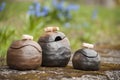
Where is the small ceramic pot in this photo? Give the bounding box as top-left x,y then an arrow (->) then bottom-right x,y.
7,35 -> 42,70
38,27 -> 71,67
72,43 -> 101,71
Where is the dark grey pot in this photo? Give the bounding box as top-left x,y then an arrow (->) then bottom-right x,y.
38,32 -> 71,67
72,48 -> 101,71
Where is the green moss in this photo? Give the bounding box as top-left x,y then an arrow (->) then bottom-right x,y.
101,63 -> 120,71
0,63 -> 120,80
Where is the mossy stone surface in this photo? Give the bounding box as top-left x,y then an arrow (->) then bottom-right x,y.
0,45 -> 120,80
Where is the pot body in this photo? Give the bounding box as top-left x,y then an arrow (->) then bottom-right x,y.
38,32 -> 71,67
72,48 -> 100,70
7,40 -> 42,70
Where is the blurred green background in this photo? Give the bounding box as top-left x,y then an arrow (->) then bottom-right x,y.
0,0 -> 120,57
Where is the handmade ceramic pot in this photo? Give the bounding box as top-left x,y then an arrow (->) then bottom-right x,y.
38,27 -> 71,67
7,35 -> 42,70
72,43 -> 101,71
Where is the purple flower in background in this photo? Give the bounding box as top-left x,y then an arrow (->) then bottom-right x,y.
27,1 -> 49,17
52,0 -> 79,11
34,2 -> 41,11
66,4 -> 80,11
52,0 -> 57,7
42,6 -> 49,15
52,0 -> 65,11
35,6 -> 49,17
65,4 -> 79,19
0,2 -> 6,12
35,11 -> 41,17
29,5 -> 34,10
64,22 -> 71,28
27,0 -> 79,21
27,5 -> 35,15
52,0 -> 79,20
92,9 -> 98,20
1,2 -> 6,7
56,0 -> 65,11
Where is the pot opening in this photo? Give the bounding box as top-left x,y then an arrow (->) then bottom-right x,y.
55,36 -> 62,41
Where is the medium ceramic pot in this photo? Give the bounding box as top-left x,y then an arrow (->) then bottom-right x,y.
38,27 -> 71,67
72,43 -> 101,71
7,35 -> 42,70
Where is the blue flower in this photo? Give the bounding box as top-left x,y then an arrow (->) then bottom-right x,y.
52,0 -> 79,20
29,5 -> 34,10
35,6 -> 49,17
64,22 -> 71,28
27,1 -> 49,17
42,6 -> 49,14
35,11 -> 41,17
27,5 -> 35,15
56,0 -> 65,11
27,10 -> 35,15
92,9 -> 98,20
52,0 -> 57,7
1,2 -> 6,7
52,0 -> 65,11
34,2 -> 41,11
0,2 -> 6,12
35,10 -> 48,17
66,4 -> 80,11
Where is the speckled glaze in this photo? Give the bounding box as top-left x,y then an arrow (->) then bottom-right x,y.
38,31 -> 71,67
72,48 -> 101,71
7,39 -> 42,70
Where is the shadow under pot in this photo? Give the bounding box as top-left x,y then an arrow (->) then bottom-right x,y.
38,32 -> 71,67
72,48 -> 101,71
7,39 -> 42,70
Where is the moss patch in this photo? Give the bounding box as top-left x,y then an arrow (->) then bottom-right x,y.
0,63 -> 120,80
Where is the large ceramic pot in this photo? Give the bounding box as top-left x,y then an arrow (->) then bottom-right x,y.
38,27 -> 71,67
7,35 -> 42,70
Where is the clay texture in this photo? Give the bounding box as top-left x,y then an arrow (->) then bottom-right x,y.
7,40 -> 42,70
72,48 -> 101,70
38,32 -> 71,67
